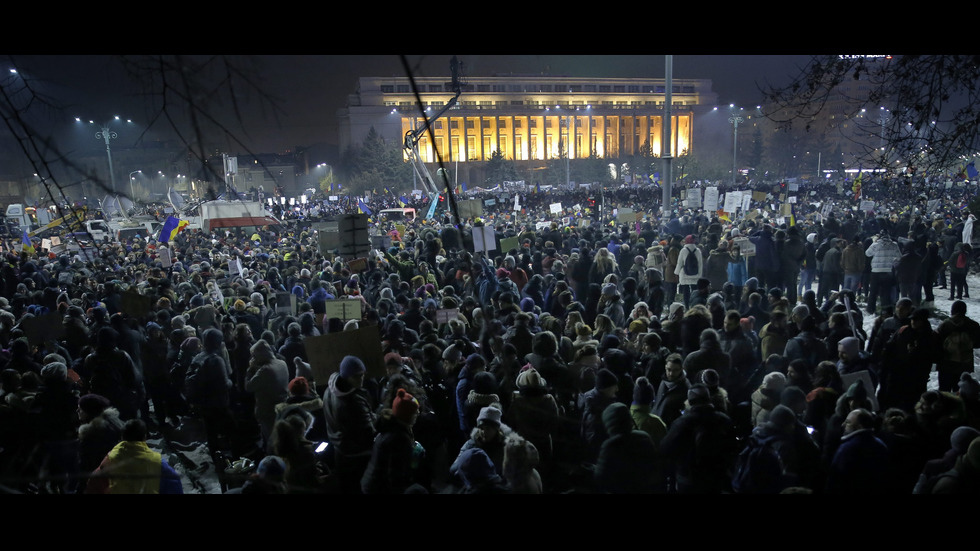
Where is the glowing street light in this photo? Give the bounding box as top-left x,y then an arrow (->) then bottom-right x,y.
129,170 -> 142,201
728,104 -> 745,186
77,115 -> 133,195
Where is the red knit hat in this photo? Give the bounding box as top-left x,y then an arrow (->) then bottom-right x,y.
288,376 -> 310,396
391,388 -> 420,424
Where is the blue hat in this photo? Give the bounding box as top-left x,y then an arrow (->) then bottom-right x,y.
457,448 -> 498,487
339,355 -> 366,378
257,455 -> 287,481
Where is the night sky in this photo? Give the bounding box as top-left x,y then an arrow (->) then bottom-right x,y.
3,54 -> 813,157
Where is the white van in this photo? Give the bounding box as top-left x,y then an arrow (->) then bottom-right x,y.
379,208 -> 416,222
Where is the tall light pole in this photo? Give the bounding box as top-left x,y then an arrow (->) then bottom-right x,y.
78,116 -> 132,195
728,105 -> 745,186
129,170 -> 141,202
662,54 -> 673,224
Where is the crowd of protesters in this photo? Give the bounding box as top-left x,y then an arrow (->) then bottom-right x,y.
1,173 -> 980,494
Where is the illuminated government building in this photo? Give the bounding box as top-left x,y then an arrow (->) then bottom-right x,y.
338,74 -> 718,184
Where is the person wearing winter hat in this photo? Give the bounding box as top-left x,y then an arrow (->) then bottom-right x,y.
246,339 -> 290,452
464,371 -> 501,434
659,382 -> 738,494
631,376 -> 668,446
225,454 -> 288,494
455,353 -> 487,435
77,393 -> 125,476
453,447 -> 509,494
914,425 -> 980,493
580,368 -> 620,461
595,402 -> 664,494
322,354 -> 377,494
361,388 -> 421,494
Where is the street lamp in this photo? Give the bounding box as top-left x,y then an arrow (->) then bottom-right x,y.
728,104 -> 745,186
129,170 -> 142,202
77,116 -> 133,195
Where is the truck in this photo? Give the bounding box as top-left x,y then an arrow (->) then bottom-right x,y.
28,206 -> 88,238
5,204 -> 54,235
196,200 -> 281,233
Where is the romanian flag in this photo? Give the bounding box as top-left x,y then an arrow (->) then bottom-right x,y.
158,215 -> 189,243
398,196 -> 408,207
789,204 -> 796,227
535,183 -> 541,193
716,209 -> 730,223
461,182 -> 467,192
357,199 -> 373,215
968,161 -> 979,180
852,173 -> 863,200
21,229 -> 34,254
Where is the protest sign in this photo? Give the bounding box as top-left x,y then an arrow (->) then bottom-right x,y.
733,236 -> 755,256
305,325 -> 385,387
323,298 -> 363,321
703,187 -> 720,212
472,225 -> 496,253
120,289 -> 152,319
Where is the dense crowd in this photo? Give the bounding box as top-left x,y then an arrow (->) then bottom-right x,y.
2,175 -> 980,494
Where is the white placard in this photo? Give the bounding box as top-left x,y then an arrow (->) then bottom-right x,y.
686,188 -> 702,208
549,202 -> 563,214
703,187 -> 719,212
723,192 -> 740,213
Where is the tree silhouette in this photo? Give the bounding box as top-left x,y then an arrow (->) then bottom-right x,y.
761,55 -> 980,175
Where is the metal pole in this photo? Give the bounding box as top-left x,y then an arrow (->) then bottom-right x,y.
97,123 -> 118,194
729,109 -> 744,187
662,55 -> 673,225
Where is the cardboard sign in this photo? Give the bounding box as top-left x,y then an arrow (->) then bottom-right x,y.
305,324 -> 385,387
500,236 -> 520,253
549,202 -> 563,214
752,191 -> 767,202
616,208 -> 635,225
20,312 -> 66,347
733,236 -> 755,256
275,291 -> 297,315
347,257 -> 368,273
120,289 -> 153,319
323,298 -> 363,321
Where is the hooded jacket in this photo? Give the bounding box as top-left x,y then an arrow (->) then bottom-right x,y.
322,371 -> 377,458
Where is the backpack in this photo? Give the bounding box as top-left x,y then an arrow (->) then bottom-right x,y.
731,432 -> 788,494
943,327 -> 975,364
956,252 -> 968,269
683,248 -> 700,276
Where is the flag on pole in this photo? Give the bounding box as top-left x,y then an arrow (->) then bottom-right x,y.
158,215 -> 189,243
357,199 -> 373,215
789,203 -> 796,227
852,173 -> 863,200
21,229 -> 34,254
967,161 -> 978,180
